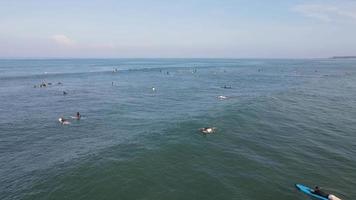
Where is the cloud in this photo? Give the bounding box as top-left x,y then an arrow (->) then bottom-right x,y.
50,34 -> 116,50
51,34 -> 76,46
293,2 -> 356,23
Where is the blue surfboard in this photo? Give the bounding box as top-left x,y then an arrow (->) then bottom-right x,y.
295,184 -> 328,200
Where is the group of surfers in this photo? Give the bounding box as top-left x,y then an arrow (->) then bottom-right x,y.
59,112 -> 81,125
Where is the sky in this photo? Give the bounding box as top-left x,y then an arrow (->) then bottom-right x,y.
0,0 -> 356,58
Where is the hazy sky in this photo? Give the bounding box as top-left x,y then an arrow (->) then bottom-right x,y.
1,0 -> 356,58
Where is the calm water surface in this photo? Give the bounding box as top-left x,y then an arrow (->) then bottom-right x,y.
0,59 -> 355,200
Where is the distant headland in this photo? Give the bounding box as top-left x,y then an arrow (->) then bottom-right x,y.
330,56 -> 356,59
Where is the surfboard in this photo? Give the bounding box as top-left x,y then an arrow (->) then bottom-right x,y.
58,118 -> 71,125
217,95 -> 228,100
70,116 -> 85,119
296,184 -> 329,200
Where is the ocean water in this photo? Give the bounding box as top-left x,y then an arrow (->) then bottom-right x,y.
0,59 -> 355,200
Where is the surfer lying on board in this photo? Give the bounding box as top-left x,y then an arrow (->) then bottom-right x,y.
58,117 -> 70,125
313,186 -> 329,198
199,127 -> 216,134
222,85 -> 232,89
313,186 -> 342,200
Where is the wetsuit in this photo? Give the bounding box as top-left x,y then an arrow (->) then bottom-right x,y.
313,189 -> 329,198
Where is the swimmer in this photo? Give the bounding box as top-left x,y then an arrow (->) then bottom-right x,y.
199,127 -> 216,134
63,91 -> 67,95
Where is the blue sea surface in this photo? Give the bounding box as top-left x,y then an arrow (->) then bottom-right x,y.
0,59 -> 355,200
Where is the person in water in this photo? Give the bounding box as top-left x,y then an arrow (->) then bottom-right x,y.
59,117 -> 68,124
313,186 -> 342,200
199,127 -> 216,134
76,112 -> 81,120
223,85 -> 232,89
313,186 -> 329,198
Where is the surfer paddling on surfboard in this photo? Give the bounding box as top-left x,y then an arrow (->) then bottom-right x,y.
296,184 -> 342,200
199,127 -> 216,134
313,186 -> 342,200
313,186 -> 329,198
58,117 -> 70,125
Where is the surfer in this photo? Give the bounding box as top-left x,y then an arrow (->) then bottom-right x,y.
313,186 -> 329,198
199,127 -> 216,134
76,112 -> 81,120
217,95 -> 228,100
58,117 -> 69,125
313,186 -> 342,200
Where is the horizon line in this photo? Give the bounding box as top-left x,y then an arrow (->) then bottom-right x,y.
0,57 -> 328,60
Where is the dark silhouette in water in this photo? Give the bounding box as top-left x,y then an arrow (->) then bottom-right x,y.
312,186 -> 329,198
222,85 -> 232,89
199,127 -> 216,134
63,91 -> 67,95
76,112 -> 81,120
312,186 -> 342,200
